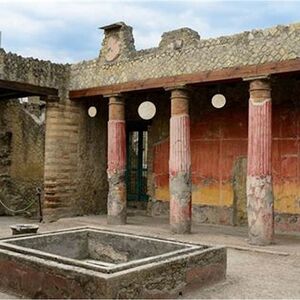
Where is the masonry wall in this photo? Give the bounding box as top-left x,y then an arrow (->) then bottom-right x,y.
43,100 -> 81,221
0,100 -> 44,217
150,76 -> 300,233
77,99 -> 108,215
0,49 -> 67,89
70,23 -> 300,90
43,97 -> 109,221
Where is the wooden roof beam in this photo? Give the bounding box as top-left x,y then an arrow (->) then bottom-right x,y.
0,80 -> 58,97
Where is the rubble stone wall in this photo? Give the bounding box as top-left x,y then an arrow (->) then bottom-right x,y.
0,100 -> 44,217
70,23 -> 300,90
0,49 -> 68,92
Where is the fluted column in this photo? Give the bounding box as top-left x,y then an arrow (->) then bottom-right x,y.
247,78 -> 274,245
106,94 -> 127,225
168,86 -> 192,234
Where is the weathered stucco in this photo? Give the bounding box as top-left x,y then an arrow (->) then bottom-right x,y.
0,100 -> 44,217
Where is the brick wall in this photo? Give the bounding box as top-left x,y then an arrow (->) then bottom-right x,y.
43,100 -> 81,221
43,98 -> 108,221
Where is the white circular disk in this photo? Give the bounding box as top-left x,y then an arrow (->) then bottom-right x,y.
88,106 -> 97,118
212,94 -> 226,109
138,101 -> 156,120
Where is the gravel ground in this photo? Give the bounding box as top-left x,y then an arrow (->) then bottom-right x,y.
185,249 -> 300,299
0,215 -> 299,299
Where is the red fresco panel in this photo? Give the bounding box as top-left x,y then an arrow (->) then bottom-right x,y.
272,139 -> 281,182
191,140 -> 220,181
191,118 -> 221,139
281,156 -> 298,178
278,106 -> 297,138
278,139 -> 298,155
220,140 -> 247,181
154,174 -> 169,188
153,140 -> 169,175
152,105 -> 300,213
220,109 -> 248,139
278,139 -> 299,179
272,107 -> 281,138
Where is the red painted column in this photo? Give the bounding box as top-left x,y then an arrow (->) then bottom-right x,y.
106,94 -> 127,225
247,78 -> 274,245
168,86 -> 192,234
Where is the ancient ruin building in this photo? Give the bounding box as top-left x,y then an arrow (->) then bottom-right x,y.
0,22 -> 300,245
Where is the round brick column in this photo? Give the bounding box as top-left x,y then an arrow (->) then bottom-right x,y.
169,87 -> 192,234
247,78 -> 274,245
106,94 -> 127,225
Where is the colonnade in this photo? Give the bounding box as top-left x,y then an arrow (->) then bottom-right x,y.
105,77 -> 274,246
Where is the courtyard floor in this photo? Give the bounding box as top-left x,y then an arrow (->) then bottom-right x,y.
0,213 -> 299,299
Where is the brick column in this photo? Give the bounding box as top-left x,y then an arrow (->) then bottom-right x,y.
106,94 -> 127,225
44,97 -> 81,221
246,78 -> 274,245
168,86 -> 192,234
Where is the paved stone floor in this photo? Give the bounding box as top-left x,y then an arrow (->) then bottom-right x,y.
0,214 -> 299,299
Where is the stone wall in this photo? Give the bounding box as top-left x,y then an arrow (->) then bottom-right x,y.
0,100 -> 44,217
0,49 -> 71,220
77,99 -> 108,215
70,23 -> 300,90
43,100 -> 81,221
43,98 -> 109,221
0,49 -> 68,91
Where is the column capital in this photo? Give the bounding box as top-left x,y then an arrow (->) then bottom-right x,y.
168,85 -> 190,116
243,74 -> 270,82
108,93 -> 125,121
103,93 -> 123,99
164,84 -> 189,92
248,76 -> 271,104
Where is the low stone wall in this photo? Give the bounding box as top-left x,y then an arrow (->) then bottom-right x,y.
0,228 -> 226,298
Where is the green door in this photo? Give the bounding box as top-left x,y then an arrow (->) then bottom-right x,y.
126,127 -> 148,201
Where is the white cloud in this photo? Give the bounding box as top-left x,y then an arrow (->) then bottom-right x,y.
0,0 -> 299,63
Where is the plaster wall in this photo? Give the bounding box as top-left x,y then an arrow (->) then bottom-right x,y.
151,77 -> 300,232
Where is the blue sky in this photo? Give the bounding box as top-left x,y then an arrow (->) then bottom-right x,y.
0,0 -> 299,63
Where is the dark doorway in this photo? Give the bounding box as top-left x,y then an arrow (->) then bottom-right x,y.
126,123 -> 149,204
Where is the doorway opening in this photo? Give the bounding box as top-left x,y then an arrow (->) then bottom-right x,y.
126,123 -> 149,208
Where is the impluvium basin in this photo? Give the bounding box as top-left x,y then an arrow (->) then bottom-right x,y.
0,227 -> 226,298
